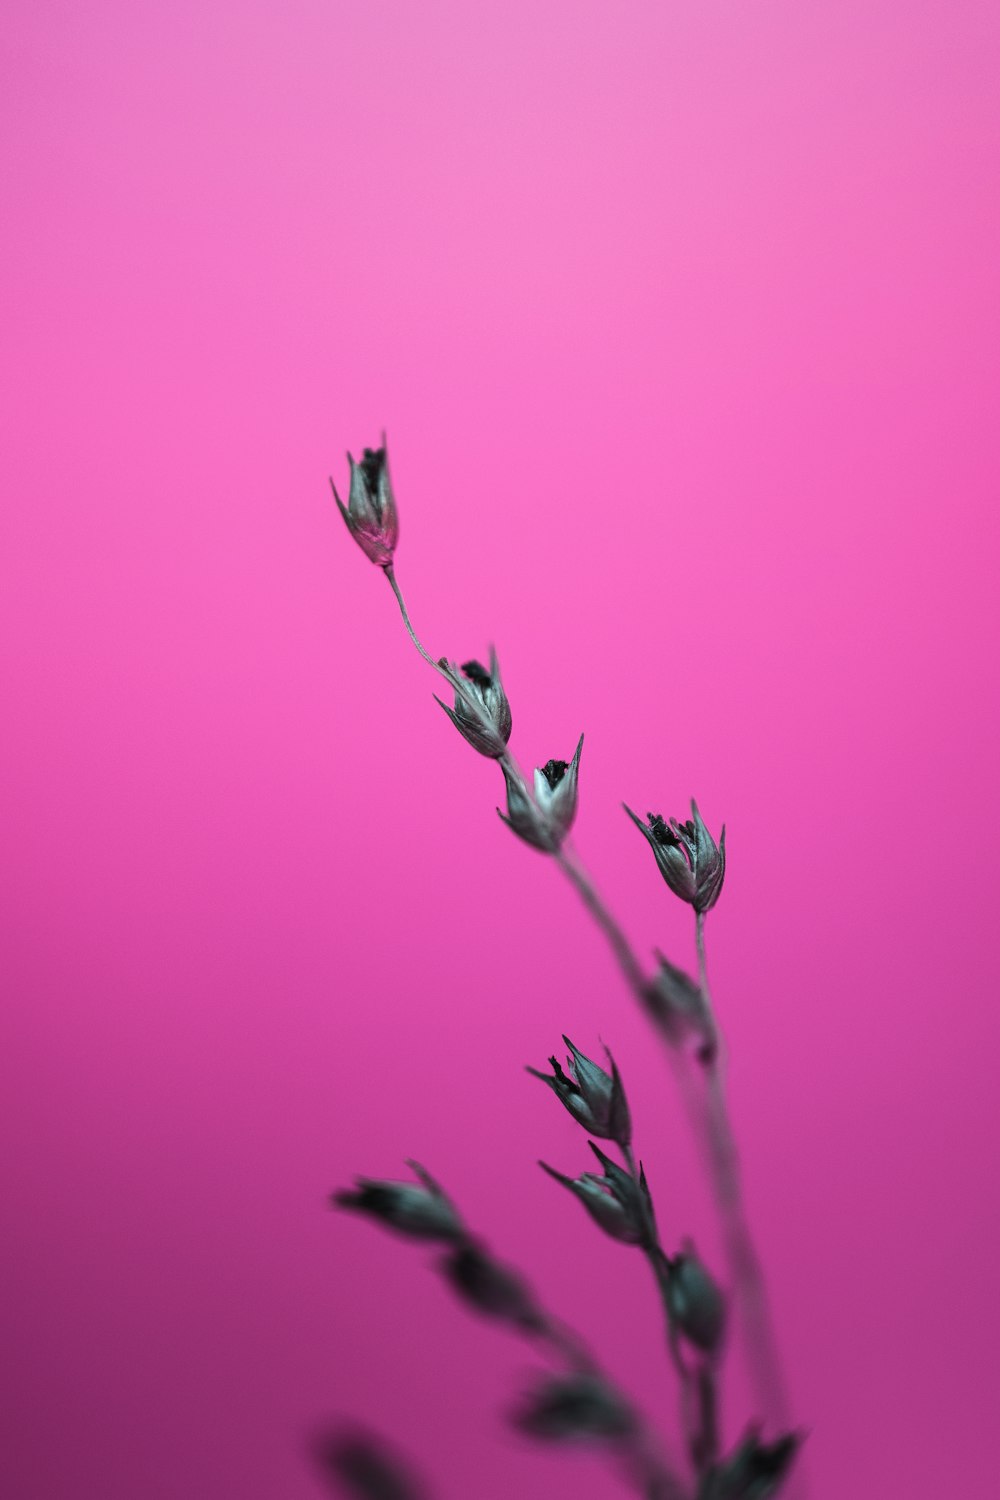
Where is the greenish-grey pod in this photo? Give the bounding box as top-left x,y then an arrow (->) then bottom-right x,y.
434,648 -> 512,758
697,1427 -> 802,1499
532,733 -> 584,843
624,798 -> 726,913
498,735 -> 584,853
666,1245 -> 727,1355
330,440 -> 399,568
540,1141 -> 650,1247
646,952 -> 713,1051
527,1036 -> 631,1146
333,1160 -> 462,1243
512,1371 -> 636,1443
439,1240 -> 543,1330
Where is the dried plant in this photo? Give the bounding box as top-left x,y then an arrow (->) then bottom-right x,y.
326,439 -> 803,1499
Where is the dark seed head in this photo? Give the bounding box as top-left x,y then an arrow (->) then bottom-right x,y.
359,447 -> 384,493
460,659 -> 493,688
541,759 -> 569,790
648,813 -> 679,846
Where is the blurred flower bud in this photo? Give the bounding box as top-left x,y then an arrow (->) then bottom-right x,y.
512,1371 -> 636,1444
624,799 -> 726,913
330,441 -> 399,568
439,1240 -> 543,1331
312,1426 -> 428,1500
498,734 -> 584,853
699,1428 -> 801,1500
333,1160 -> 462,1242
540,1141 -> 651,1246
434,649 -> 512,758
528,1036 -> 631,1146
646,952 -> 714,1057
666,1244 -> 727,1355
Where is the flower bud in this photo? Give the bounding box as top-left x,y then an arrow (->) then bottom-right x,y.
312,1427 -> 428,1500
497,734 -> 584,853
646,952 -> 714,1056
624,799 -> 726,913
512,1372 -> 636,1443
439,1240 -> 543,1331
434,649 -> 512,758
540,1141 -> 651,1247
700,1428 -> 801,1500
665,1244 -> 726,1355
528,1037 -> 631,1146
330,440 -> 399,568
333,1160 -> 462,1242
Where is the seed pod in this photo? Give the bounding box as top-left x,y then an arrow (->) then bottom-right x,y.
331,440 -> 399,568
434,648 -> 512,758
333,1161 -> 462,1243
624,798 -> 726,913
528,1036 -> 631,1146
540,1141 -> 651,1247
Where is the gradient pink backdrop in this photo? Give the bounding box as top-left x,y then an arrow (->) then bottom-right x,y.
2,3 -> 998,1497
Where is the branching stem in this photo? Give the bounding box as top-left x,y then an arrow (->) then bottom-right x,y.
377,561 -> 789,1437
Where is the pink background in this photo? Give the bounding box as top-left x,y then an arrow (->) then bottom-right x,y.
3,2 -> 998,1497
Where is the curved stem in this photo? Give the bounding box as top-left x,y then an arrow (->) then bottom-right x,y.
384,565 -> 441,669
375,553 -> 789,1439
385,566 -> 521,751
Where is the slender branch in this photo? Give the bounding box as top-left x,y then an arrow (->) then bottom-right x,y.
384,564 -> 443,669
385,566 -> 528,752
464,1240 -> 688,1500
554,847 -> 648,1000
689,913 -> 790,1432
374,558 -> 789,1436
694,911 -> 722,1069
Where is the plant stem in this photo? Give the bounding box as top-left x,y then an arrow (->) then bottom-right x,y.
376,560 -> 789,1436
384,566 -> 525,751
554,847 -> 648,999
384,565 -> 442,669
688,912 -> 790,1432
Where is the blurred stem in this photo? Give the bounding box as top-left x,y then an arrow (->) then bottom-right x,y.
694,911 -> 721,1064
554,847 -> 648,998
686,913 -> 789,1433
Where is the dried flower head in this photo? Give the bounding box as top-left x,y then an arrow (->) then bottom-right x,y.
624,798 -> 726,913
498,734 -> 584,853
512,1371 -> 637,1444
312,1426 -> 427,1500
698,1427 -> 802,1500
646,951 -> 715,1057
540,1141 -> 652,1246
528,1036 -> 631,1146
439,1240 -> 543,1331
333,1161 -> 462,1242
665,1243 -> 727,1356
331,441 -> 399,568
434,649 -> 512,758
